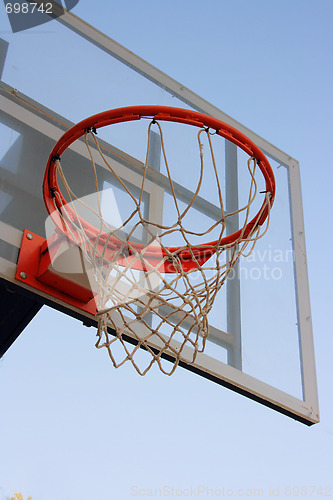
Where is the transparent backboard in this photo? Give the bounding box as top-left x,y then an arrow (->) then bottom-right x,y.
0,1 -> 319,424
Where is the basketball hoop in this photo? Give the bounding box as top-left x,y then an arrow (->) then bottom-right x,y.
43,106 -> 275,375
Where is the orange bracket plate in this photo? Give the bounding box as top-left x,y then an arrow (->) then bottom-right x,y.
16,229 -> 97,316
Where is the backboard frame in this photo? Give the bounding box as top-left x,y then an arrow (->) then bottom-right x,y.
0,1 -> 319,425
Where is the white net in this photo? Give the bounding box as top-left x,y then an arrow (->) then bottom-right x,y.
51,118 -> 272,375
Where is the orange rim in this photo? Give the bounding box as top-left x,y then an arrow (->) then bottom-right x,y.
43,106 -> 275,272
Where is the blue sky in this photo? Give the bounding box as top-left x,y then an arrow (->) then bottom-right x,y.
0,1 -> 332,499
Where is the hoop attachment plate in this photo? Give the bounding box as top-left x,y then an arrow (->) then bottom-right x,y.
16,229 -> 97,315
